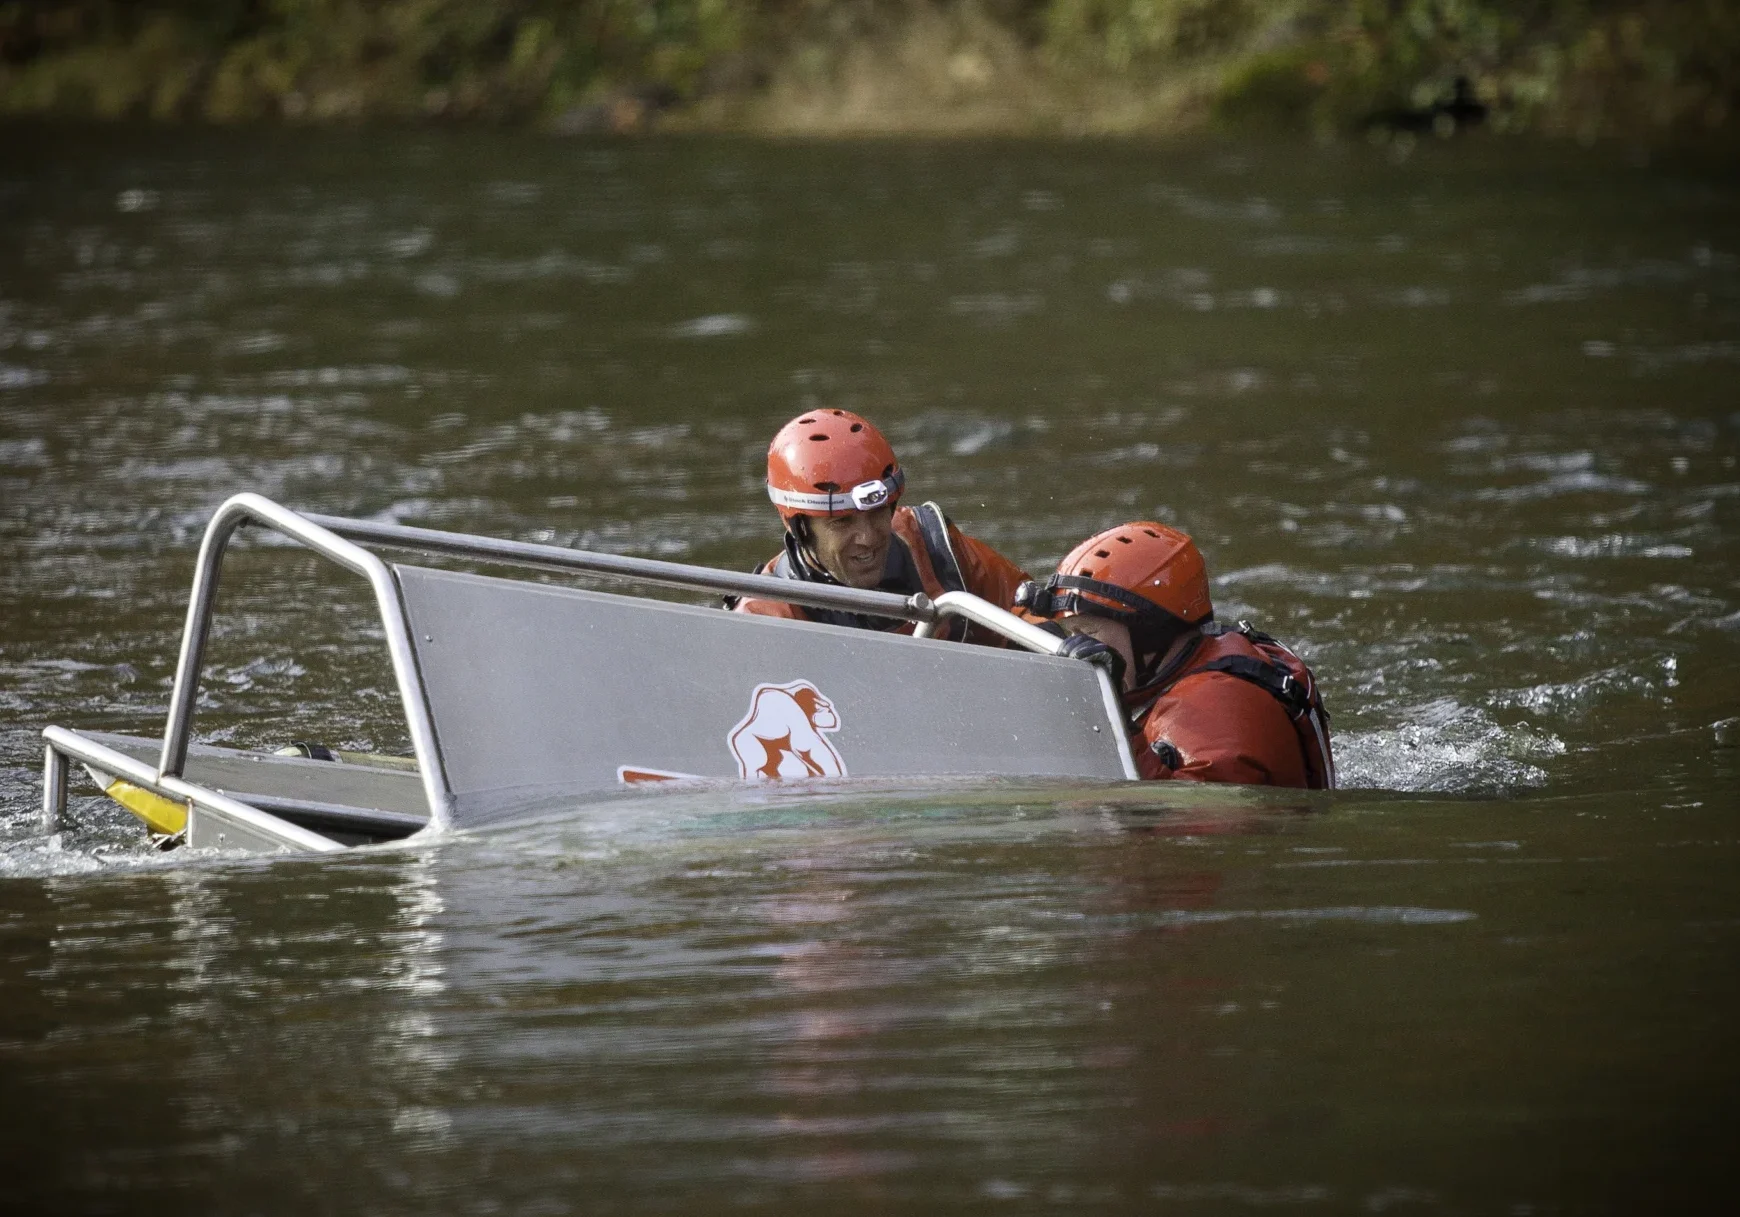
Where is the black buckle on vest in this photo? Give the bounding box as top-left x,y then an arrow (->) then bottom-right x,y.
1235,619 -> 1277,646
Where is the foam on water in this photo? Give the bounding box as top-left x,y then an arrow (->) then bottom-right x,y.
1335,700 -> 1566,794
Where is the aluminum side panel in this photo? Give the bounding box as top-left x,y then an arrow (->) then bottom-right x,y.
394,565 -> 1130,825
187,804 -> 325,853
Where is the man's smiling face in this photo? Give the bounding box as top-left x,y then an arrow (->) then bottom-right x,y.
806,506 -> 895,589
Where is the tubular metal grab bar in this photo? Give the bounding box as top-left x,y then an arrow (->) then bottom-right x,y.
42,744 -> 68,832
303,513 -> 940,623
159,493 -> 452,829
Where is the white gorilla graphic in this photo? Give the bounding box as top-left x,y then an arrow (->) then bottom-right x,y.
728,680 -> 847,780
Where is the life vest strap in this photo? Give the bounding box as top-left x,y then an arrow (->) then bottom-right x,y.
1192,655 -> 1312,712
914,502 -> 966,594
913,502 -> 970,642
1202,619 -> 1277,645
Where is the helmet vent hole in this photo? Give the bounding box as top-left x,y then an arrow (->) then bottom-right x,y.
850,423 -> 862,432
810,433 -> 829,442
815,481 -> 840,492
1143,528 -> 1159,537
1094,549 -> 1110,558
798,416 -> 816,425
1116,536 -> 1132,544
1082,569 -> 1095,577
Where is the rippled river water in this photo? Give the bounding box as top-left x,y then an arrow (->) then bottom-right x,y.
2,127 -> 1737,1211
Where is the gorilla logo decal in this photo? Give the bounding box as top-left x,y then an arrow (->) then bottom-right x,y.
728,680 -> 847,780
614,680 -> 848,785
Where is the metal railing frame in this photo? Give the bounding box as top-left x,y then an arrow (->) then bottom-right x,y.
42,727 -> 343,852
43,492 -> 1095,838
157,494 -> 454,829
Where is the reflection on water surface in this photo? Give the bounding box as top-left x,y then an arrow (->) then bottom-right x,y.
1,128 -> 1736,1208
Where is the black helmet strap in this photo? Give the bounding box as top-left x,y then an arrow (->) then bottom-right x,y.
1017,573 -> 1171,625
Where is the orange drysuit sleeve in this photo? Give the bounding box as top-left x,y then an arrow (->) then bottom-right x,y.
733,589 -> 805,619
950,523 -> 1029,611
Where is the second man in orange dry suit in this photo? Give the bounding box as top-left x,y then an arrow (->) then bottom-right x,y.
1019,522 -> 1336,788
729,409 -> 1029,643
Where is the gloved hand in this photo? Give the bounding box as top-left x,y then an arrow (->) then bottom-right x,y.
1057,633 -> 1126,688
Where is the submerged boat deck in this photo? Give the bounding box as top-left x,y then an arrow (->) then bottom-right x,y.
81,733 -> 430,844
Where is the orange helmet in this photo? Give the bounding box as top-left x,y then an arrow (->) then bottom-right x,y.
766,409 -> 904,525
1016,521 -> 1213,631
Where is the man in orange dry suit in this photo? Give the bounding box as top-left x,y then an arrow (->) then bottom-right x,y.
1018,522 -> 1336,788
729,409 -> 1029,642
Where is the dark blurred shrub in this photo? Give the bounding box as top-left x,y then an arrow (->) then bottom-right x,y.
1213,46 -> 1330,130
1042,0 -> 1268,69
0,0 -> 1734,135
1186,0 -> 1737,135
0,0 -> 745,122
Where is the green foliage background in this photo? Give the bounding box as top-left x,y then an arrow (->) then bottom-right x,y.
1,0 -> 1735,135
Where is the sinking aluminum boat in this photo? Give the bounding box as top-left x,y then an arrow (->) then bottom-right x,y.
42,494 -> 1137,854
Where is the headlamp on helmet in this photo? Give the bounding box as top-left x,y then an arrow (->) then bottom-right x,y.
850,478 -> 893,511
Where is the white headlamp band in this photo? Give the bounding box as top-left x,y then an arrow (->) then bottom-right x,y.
768,470 -> 904,515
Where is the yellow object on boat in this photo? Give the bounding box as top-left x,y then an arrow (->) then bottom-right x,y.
105,778 -> 189,835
